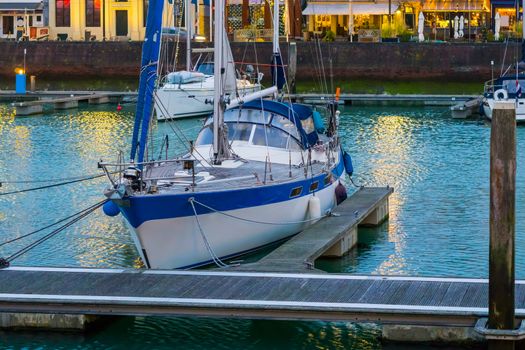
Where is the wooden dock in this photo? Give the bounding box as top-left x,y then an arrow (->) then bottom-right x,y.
288,93 -> 481,107
0,266 -> 524,328
5,91 -> 137,116
237,187 -> 393,272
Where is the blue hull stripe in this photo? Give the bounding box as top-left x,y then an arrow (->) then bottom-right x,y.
118,159 -> 344,228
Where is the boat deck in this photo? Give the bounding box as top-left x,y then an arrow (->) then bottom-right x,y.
144,158 -> 328,193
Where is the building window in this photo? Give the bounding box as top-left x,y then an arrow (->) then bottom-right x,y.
85,0 -> 101,27
56,0 -> 71,27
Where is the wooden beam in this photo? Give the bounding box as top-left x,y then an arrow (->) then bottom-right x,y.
489,101 -> 516,350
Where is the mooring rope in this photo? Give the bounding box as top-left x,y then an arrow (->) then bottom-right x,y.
188,198 -> 229,268
189,197 -> 328,225
0,173 -> 107,196
0,200 -> 107,248
0,172 -> 108,185
0,199 -> 108,268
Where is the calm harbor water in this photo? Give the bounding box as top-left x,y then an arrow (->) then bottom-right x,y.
0,102 -> 511,349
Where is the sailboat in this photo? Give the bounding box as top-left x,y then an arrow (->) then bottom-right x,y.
154,0 -> 261,120
482,0 -> 525,121
100,0 -> 351,269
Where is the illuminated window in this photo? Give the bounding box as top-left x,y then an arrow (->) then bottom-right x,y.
85,0 -> 101,27
56,0 -> 71,27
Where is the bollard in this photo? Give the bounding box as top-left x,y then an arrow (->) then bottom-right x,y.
15,70 -> 26,94
488,101 -> 516,350
30,75 -> 36,92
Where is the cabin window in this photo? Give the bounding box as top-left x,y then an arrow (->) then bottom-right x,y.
324,174 -> 332,186
309,181 -> 319,192
252,125 -> 297,149
271,114 -> 300,139
224,109 -> 271,124
290,186 -> 302,198
195,126 -> 213,145
300,117 -> 315,134
502,80 -> 525,94
227,123 -> 252,142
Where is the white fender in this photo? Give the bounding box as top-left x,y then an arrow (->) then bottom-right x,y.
308,195 -> 321,223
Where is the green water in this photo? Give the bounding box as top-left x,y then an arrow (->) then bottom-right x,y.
0,102 -> 502,349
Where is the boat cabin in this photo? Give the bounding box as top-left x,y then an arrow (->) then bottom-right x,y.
195,100 -> 320,153
486,75 -> 525,99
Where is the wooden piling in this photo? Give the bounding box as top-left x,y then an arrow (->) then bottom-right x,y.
489,101 -> 516,350
30,75 -> 36,92
288,42 -> 297,95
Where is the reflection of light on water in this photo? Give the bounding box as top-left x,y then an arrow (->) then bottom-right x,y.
365,114 -> 415,275
74,110 -> 131,160
14,125 -> 30,158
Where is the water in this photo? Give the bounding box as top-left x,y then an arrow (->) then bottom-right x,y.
0,103 -> 504,349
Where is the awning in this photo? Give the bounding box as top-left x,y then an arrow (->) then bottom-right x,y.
302,2 -> 397,16
422,0 -> 489,12
0,1 -> 43,11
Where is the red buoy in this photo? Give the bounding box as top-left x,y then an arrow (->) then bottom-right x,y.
117,104 -> 122,111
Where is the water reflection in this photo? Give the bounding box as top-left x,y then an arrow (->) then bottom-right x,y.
0,103 -> 495,349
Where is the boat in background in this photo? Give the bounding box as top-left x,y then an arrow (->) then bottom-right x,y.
483,74 -> 525,121
154,0 -> 261,120
100,0 -> 351,269
482,8 -> 525,122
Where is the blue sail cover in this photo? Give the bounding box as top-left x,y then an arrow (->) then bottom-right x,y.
130,0 -> 164,163
241,99 -> 319,148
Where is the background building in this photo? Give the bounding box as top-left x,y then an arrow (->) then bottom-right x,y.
0,0 -> 46,40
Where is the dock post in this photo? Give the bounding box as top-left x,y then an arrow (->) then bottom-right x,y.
288,42 -> 297,95
30,75 -> 36,92
488,101 -> 516,350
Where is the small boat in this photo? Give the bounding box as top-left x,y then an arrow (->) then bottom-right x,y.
100,0 -> 352,269
450,96 -> 482,119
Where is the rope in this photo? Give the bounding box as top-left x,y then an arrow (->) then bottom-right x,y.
0,173 -> 106,196
0,172 -> 106,185
190,197 -> 328,225
0,199 -> 108,268
188,198 -> 228,268
348,176 -> 364,188
0,200 -> 107,248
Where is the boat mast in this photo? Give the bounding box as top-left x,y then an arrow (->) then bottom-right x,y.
186,0 -> 192,71
273,0 -> 279,54
212,0 -> 231,164
522,0 -> 525,65
270,0 -> 285,91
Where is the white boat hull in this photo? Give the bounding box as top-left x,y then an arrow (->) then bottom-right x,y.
129,180 -> 339,269
483,97 -> 525,122
154,78 -> 260,120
